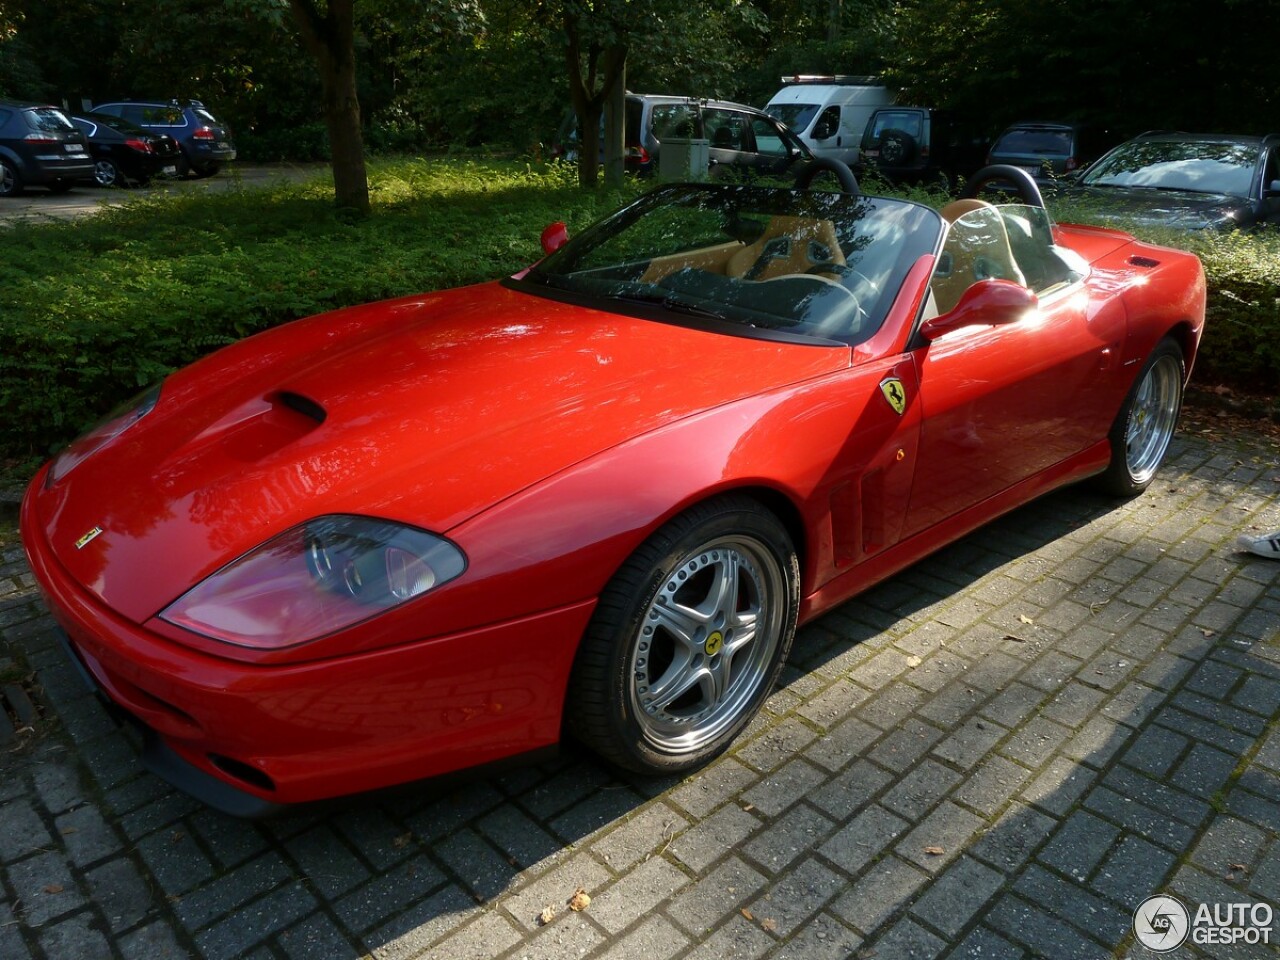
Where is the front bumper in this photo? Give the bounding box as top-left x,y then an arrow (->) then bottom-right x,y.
21,483 -> 594,812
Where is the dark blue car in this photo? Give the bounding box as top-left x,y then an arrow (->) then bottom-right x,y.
90,99 -> 236,178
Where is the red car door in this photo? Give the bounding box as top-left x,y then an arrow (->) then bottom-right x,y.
902,204 -> 1123,536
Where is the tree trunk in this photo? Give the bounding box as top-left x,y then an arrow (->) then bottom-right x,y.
289,0 -> 370,216
563,12 -> 627,189
603,61 -> 626,187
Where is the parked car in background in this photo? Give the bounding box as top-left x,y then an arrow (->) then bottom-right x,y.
0,99 -> 93,197
856,107 -> 990,185
553,94 -> 817,181
90,99 -> 235,178
72,113 -> 183,187
986,122 -> 1113,183
1062,132 -> 1280,230
763,75 -> 894,166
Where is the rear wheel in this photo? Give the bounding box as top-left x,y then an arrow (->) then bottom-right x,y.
0,159 -> 21,197
566,497 -> 799,774
1097,338 -> 1184,495
94,159 -> 123,188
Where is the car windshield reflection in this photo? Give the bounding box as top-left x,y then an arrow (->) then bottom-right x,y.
1082,139 -> 1260,197
523,184 -> 942,345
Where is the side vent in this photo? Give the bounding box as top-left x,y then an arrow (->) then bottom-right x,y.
1129,255 -> 1160,269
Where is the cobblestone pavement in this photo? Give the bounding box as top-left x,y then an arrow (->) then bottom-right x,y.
1,427 -> 1277,960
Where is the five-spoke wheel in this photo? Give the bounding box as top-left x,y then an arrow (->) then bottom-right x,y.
1098,338 -> 1184,495
567,497 -> 799,773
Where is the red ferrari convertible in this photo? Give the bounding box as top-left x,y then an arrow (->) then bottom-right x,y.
21,169 -> 1205,815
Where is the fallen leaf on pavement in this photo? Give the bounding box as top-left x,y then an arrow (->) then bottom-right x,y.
568,888 -> 591,912
538,906 -> 556,925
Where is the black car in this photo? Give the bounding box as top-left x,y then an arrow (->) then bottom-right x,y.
986,122 -> 1114,184
72,113 -> 183,187
856,107 -> 990,185
1064,132 -> 1280,230
0,100 -> 93,197
90,99 -> 236,178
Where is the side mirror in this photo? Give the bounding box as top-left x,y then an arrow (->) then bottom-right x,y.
1265,179 -> 1280,198
920,279 -> 1039,341
540,221 -> 568,255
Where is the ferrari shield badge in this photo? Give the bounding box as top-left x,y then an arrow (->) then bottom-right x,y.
879,377 -> 907,416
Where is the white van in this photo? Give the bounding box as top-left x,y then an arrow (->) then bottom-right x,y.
764,76 -> 895,166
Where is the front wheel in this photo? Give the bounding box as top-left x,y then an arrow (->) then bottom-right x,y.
566,497 -> 799,774
1096,338 -> 1184,495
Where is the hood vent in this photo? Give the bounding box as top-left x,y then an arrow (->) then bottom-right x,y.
276,391 -> 327,424
1128,255 -> 1160,269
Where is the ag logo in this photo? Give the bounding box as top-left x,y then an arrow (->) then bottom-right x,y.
1134,895 -> 1190,952
879,376 -> 907,416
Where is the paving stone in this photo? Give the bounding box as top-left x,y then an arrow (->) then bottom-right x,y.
0,797 -> 54,862
1121,724 -> 1190,778
766,911 -> 862,960
1083,786 -> 1197,852
670,803 -> 763,874
497,854 -> 611,932
952,754 -> 1035,818
666,855 -> 768,935
743,802 -> 834,873
433,826 -> 519,901
1103,765 -> 1214,828
591,802 -> 687,872
415,912 -> 521,960
115,920 -> 191,960
747,857 -> 843,937
865,917 -> 947,960
1090,833 -> 1178,906
278,911 -> 361,960
808,759 -> 894,820
673,913 -> 772,960
739,757 -> 827,816
365,885 -> 479,959
1037,810 -> 1120,882
9,848 -> 85,925
999,714 -> 1073,769
819,804 -> 908,875
804,716 -> 882,772
668,757 -> 758,818
830,853 -> 929,936
895,801 -> 986,873
86,856 -> 154,931
284,824 -> 372,900
37,911 -> 113,960
987,895 -> 1111,959
331,858 -> 449,934
736,719 -> 818,772
947,925 -> 1027,959
910,855 -> 1005,938
1013,864 -> 1131,947
1169,742 -> 1243,799
1189,816 -> 1270,875
584,855 -> 688,934
868,717 -> 945,772
970,802 -> 1057,873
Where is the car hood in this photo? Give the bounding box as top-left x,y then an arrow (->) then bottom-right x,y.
1070,184 -> 1254,229
38,281 -> 848,622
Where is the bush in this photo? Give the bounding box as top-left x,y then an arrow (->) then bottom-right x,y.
0,159 -> 636,471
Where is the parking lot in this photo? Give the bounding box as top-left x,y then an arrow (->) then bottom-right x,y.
0,163 -> 325,225
1,425 -> 1278,960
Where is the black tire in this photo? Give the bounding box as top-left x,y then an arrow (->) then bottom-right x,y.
93,159 -> 123,188
1096,338 -> 1184,496
566,496 -> 800,774
879,130 -> 917,165
0,159 -> 23,197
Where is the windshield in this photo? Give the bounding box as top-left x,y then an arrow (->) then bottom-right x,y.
1083,139 -> 1260,196
524,184 -> 942,345
766,103 -> 820,134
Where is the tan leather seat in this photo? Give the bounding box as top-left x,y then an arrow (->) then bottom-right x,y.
725,216 -> 845,281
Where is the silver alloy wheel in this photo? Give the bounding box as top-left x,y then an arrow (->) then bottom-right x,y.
0,161 -> 15,196
94,160 -> 120,187
628,534 -> 786,753
1125,353 -> 1182,484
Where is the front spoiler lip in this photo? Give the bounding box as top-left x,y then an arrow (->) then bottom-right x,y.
53,625 -> 287,817
52,624 -> 561,818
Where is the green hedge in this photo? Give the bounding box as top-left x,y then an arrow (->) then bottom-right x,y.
1,163 -> 1275,478
0,160 -> 634,472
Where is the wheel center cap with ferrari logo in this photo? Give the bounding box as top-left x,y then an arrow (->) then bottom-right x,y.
705,630 -> 724,656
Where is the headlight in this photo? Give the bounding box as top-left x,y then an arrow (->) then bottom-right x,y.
46,384 -> 162,486
159,515 -> 467,649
